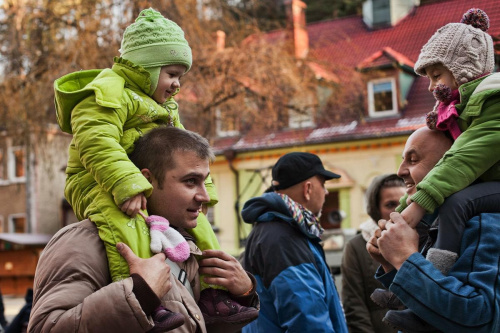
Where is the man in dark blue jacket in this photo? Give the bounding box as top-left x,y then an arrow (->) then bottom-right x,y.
368,127 -> 500,333
242,152 -> 348,333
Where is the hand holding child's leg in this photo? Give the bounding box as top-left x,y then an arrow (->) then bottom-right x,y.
136,213 -> 189,331
197,250 -> 258,325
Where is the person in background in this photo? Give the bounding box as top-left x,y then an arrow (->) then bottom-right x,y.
341,174 -> 404,333
0,289 -> 7,331
5,288 -> 32,333
242,152 -> 348,333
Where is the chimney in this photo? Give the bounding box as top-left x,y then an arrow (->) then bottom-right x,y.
287,0 -> 309,59
216,30 -> 226,52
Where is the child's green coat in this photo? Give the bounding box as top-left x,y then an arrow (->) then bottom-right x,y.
411,73 -> 500,213
55,58 -> 219,280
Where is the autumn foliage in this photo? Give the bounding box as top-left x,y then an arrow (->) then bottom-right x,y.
0,0 -> 343,144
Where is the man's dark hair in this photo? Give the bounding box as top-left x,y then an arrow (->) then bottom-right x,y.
129,126 -> 214,189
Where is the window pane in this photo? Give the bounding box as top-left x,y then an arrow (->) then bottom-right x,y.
12,216 -> 26,233
373,81 -> 392,93
0,149 -> 3,180
216,108 -> 240,136
289,109 -> 314,128
374,90 -> 393,112
14,149 -> 25,177
220,114 -> 239,132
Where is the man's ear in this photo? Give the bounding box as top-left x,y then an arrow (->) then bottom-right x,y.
141,169 -> 152,183
303,181 -> 312,201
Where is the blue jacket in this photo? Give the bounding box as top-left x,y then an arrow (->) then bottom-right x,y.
377,213 -> 500,333
241,193 -> 348,333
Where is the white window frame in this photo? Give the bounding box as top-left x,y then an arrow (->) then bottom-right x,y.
0,148 -> 6,186
8,213 -> 27,233
7,145 -> 26,183
216,108 -> 240,137
367,77 -> 398,117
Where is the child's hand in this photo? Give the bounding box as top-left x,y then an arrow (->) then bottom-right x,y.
400,202 -> 426,229
120,193 -> 147,217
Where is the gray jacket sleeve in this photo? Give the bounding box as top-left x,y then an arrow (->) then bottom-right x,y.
28,221 -> 153,333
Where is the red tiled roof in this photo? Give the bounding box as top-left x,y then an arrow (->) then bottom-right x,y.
357,47 -> 415,70
213,114 -> 425,155
308,0 -> 500,69
306,61 -> 339,82
213,0 -> 500,154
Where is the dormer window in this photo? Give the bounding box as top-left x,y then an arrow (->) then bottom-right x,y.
288,108 -> 314,129
288,93 -> 315,129
216,108 -> 240,137
367,78 -> 398,117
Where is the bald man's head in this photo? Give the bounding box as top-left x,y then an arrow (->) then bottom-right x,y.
397,127 -> 453,197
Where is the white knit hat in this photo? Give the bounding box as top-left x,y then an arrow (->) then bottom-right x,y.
414,8 -> 494,85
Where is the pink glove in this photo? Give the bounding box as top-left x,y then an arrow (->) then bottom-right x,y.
144,214 -> 190,262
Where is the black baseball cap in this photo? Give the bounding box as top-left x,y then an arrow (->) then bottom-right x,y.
265,152 -> 340,192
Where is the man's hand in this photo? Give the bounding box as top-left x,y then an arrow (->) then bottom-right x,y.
198,250 -> 252,296
377,212 -> 419,270
117,242 -> 171,298
120,193 -> 147,217
366,226 -> 395,273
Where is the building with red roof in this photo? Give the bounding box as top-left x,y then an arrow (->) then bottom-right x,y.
212,0 -> 500,155
207,0 -> 500,251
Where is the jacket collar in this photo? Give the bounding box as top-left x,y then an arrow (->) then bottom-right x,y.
112,57 -> 153,96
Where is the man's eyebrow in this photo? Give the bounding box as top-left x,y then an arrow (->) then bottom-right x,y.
181,171 -> 210,179
402,148 -> 417,158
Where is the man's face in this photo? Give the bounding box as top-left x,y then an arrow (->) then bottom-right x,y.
397,129 -> 449,197
306,175 -> 328,216
145,150 -> 210,229
152,64 -> 186,104
424,63 -> 458,93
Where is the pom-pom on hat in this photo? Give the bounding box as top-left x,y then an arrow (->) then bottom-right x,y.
120,8 -> 192,93
414,8 -> 494,85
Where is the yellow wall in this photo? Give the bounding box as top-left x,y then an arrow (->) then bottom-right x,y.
210,135 -> 408,252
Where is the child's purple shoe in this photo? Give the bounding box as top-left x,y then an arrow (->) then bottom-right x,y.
198,288 -> 258,325
147,305 -> 185,333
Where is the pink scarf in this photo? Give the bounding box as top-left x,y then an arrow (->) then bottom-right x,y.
435,89 -> 461,140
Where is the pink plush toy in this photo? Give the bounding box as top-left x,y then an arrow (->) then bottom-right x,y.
140,212 -> 190,262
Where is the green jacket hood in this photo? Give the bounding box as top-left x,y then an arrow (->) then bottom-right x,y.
54,58 -> 153,134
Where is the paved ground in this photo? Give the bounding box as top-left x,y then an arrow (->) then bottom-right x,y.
3,295 -> 25,323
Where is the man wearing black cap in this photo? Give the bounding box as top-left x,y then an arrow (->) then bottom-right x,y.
241,152 -> 348,333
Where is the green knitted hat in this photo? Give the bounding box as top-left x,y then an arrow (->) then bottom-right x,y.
120,8 -> 192,91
